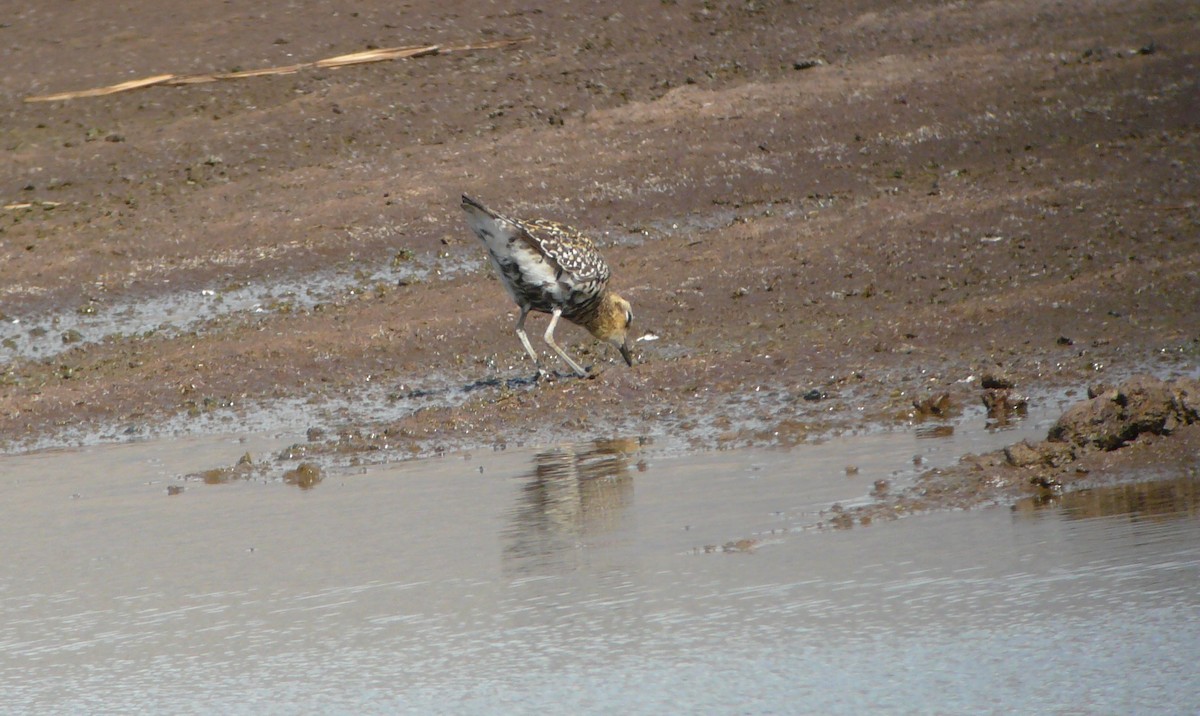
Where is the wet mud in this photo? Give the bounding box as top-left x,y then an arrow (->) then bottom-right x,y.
819,375 -> 1200,528
1,0 -> 1199,516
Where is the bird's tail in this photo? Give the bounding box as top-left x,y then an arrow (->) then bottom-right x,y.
461,194 -> 519,246
461,194 -> 496,218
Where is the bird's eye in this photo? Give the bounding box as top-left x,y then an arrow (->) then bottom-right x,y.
625,310 -> 633,327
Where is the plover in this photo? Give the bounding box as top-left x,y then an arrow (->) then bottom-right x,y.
460,194 -> 634,378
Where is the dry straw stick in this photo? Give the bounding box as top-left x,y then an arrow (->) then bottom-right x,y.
24,37 -> 531,103
26,74 -> 179,101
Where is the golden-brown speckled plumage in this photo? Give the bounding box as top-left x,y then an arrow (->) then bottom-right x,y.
460,194 -> 635,377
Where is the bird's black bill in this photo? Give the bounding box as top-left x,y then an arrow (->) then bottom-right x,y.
620,342 -> 635,367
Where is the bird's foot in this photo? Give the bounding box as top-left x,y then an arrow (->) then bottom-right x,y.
532,366 -> 595,382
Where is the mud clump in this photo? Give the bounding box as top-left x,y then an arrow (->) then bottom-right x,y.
283,462 -> 324,490
912,392 -> 954,419
999,375 -> 1197,470
983,389 -> 1028,423
824,375 -> 1200,529
981,373 -> 1028,425
183,452 -> 327,490
192,452 -> 257,484
975,374 -> 1197,477
991,374 -> 1198,485
980,374 -> 1015,390
1002,440 -> 1072,469
1047,375 -> 1199,451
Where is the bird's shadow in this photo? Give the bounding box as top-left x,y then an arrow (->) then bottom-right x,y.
392,367 -> 595,408
463,368 -> 591,392
462,375 -> 538,393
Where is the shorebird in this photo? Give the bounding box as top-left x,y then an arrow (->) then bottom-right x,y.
460,194 -> 634,378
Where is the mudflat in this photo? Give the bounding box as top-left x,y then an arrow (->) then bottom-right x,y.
1,1 -> 1197,506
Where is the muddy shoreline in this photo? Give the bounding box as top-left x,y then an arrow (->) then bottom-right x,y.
2,1 -> 1198,511
819,375 -> 1200,529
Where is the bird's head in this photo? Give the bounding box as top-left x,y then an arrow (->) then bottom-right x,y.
588,293 -> 635,367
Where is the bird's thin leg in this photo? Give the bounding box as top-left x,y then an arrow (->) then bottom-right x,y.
514,306 -> 546,375
543,307 -> 589,378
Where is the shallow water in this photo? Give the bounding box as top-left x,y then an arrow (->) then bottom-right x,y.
0,251 -> 481,363
1,424 -> 1198,714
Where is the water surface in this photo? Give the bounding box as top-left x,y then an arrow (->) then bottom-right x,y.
1,427 -> 1197,714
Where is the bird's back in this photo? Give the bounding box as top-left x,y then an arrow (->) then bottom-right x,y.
461,195 -> 610,319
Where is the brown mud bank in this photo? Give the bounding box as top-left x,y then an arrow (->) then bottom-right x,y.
1,0 -> 1198,503
179,372 -> 1200,527
825,375 -> 1200,528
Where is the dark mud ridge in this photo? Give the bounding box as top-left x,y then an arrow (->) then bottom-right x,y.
825,375 -> 1200,529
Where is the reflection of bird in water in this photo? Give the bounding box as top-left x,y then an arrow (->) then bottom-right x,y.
503,438 -> 643,574
460,194 -> 635,378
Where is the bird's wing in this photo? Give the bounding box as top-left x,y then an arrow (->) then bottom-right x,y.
519,219 -> 611,283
